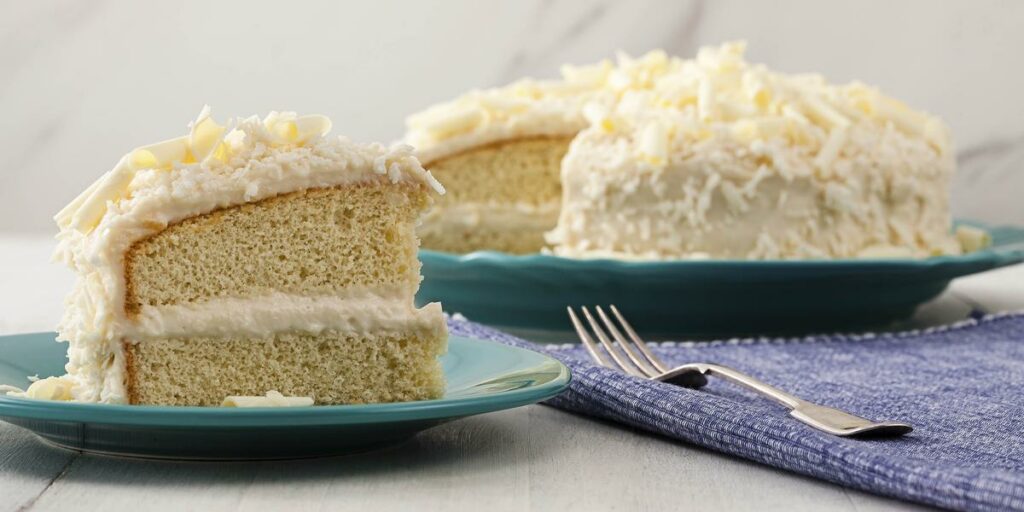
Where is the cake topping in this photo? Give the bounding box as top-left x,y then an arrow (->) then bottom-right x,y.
569,42 -> 951,172
222,390 -> 315,407
404,50 -> 697,163
405,79 -> 596,143
54,107 -> 436,236
1,376 -> 75,401
55,107 -> 333,234
404,80 -> 599,163
407,41 -> 950,169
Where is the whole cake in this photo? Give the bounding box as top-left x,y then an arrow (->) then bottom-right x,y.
407,42 -> 983,259
45,108 -> 447,406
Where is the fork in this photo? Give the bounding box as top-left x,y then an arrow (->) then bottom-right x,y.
567,305 -> 913,438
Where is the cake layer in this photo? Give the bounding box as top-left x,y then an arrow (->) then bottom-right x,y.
126,183 -> 427,311
419,137 -> 569,254
124,326 -> 447,406
424,137 -> 568,204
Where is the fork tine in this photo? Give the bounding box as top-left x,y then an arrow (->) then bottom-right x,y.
610,305 -> 670,373
580,307 -> 645,377
567,307 -> 613,368
595,306 -> 659,377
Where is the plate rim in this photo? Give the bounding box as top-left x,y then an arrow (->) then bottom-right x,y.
0,334 -> 571,427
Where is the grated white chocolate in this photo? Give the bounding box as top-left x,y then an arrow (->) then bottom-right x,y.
404,50 -> 690,164
405,80 -> 595,164
57,107 -> 442,237
956,226 -> 992,254
2,376 -> 75,400
222,390 -> 314,408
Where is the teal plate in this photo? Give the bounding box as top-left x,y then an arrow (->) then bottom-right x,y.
418,221 -> 1024,339
0,333 -> 570,460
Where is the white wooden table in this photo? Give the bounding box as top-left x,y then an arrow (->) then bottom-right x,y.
2,236 -> 1021,512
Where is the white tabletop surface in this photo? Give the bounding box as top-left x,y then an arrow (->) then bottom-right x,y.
1,236 -> 1022,512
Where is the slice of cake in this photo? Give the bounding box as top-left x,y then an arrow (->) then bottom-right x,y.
406,43 -> 979,260
50,107 -> 447,406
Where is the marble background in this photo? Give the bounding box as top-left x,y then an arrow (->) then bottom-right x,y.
2,0 -> 1022,233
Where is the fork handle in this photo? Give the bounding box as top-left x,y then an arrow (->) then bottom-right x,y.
684,363 -> 804,409
675,363 -> 911,437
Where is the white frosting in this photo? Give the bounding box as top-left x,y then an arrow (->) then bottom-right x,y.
547,43 -> 961,259
404,51 -> 690,163
404,80 -> 595,164
405,48 -> 774,163
53,108 -> 445,404
549,117 -> 960,259
57,107 -> 442,240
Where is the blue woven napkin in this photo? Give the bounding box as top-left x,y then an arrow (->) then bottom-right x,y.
448,312 -> 1024,512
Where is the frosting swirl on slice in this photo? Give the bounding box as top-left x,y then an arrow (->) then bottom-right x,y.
55,106 -> 334,234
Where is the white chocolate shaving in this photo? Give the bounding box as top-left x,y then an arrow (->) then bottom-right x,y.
55,107 -> 339,234
2,376 -> 75,400
956,226 -> 992,253
222,391 -> 315,408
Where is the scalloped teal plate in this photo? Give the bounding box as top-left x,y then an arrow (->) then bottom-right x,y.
0,334 -> 570,460
418,220 -> 1024,339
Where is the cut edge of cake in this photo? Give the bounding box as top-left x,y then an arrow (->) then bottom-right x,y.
418,136 -> 571,254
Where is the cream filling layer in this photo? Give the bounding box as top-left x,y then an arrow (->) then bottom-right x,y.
420,201 -> 560,236
127,291 -> 445,341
